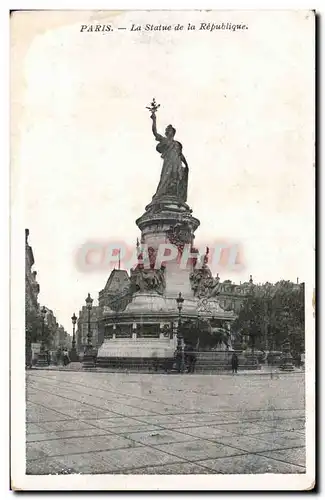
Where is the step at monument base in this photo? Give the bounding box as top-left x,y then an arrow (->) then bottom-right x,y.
96,337 -> 177,369
195,352 -> 261,372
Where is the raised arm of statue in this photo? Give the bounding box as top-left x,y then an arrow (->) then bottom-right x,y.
151,114 -> 164,142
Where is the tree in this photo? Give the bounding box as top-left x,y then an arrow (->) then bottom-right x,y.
25,307 -> 57,351
271,281 -> 305,355
232,280 -> 305,353
232,297 -> 263,352
25,308 -> 41,347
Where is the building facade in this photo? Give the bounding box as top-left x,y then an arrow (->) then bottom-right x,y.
76,305 -> 101,353
25,229 -> 40,314
48,315 -> 72,350
216,276 -> 254,313
25,229 -> 72,354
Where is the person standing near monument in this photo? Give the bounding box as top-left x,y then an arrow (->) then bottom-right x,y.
231,352 -> 239,374
63,349 -> 70,366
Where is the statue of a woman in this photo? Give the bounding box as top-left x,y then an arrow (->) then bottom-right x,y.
150,113 -> 189,203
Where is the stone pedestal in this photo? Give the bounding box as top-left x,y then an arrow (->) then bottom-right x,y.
135,199 -> 200,301
280,339 -> 294,371
82,346 -> 96,369
97,336 -> 177,369
243,354 -> 260,370
136,199 -> 200,250
97,179 -> 235,366
69,348 -> 79,362
36,351 -> 49,367
165,261 -> 193,297
195,351 -> 261,372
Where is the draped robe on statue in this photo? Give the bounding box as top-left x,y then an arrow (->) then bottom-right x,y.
152,138 -> 188,203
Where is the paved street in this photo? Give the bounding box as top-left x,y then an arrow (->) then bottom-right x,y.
26,370 -> 305,475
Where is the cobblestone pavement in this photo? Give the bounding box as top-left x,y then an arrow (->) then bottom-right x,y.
26,370 -> 305,475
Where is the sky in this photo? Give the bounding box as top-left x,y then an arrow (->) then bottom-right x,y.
11,10 -> 315,333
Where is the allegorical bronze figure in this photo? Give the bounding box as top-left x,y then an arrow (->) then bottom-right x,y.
146,99 -> 189,203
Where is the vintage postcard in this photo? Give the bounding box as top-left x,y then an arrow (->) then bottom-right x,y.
10,9 -> 315,491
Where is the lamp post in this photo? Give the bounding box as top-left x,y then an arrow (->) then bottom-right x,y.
176,292 -> 185,373
83,293 -> 95,368
248,320 -> 259,369
196,311 -> 200,351
86,293 -> 93,346
70,313 -> 78,362
36,306 -> 49,367
280,306 -> 294,371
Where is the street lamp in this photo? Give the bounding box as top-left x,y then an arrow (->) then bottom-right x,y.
70,312 -> 78,362
196,311 -> 201,351
83,293 -> 95,368
36,306 -> 49,367
86,293 -> 93,346
176,292 -> 185,373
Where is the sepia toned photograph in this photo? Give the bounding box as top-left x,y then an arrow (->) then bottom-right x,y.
10,9 -> 315,490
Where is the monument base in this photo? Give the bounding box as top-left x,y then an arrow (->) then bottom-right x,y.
195,351 -> 262,372
36,352 -> 49,367
97,336 -> 177,369
69,348 -> 79,362
280,340 -> 295,371
82,346 -> 96,369
280,361 -> 295,372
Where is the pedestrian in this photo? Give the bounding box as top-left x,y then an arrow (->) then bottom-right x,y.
175,348 -> 182,373
296,352 -> 301,368
231,352 -> 238,374
63,349 -> 70,366
186,344 -> 196,374
190,352 -> 197,373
